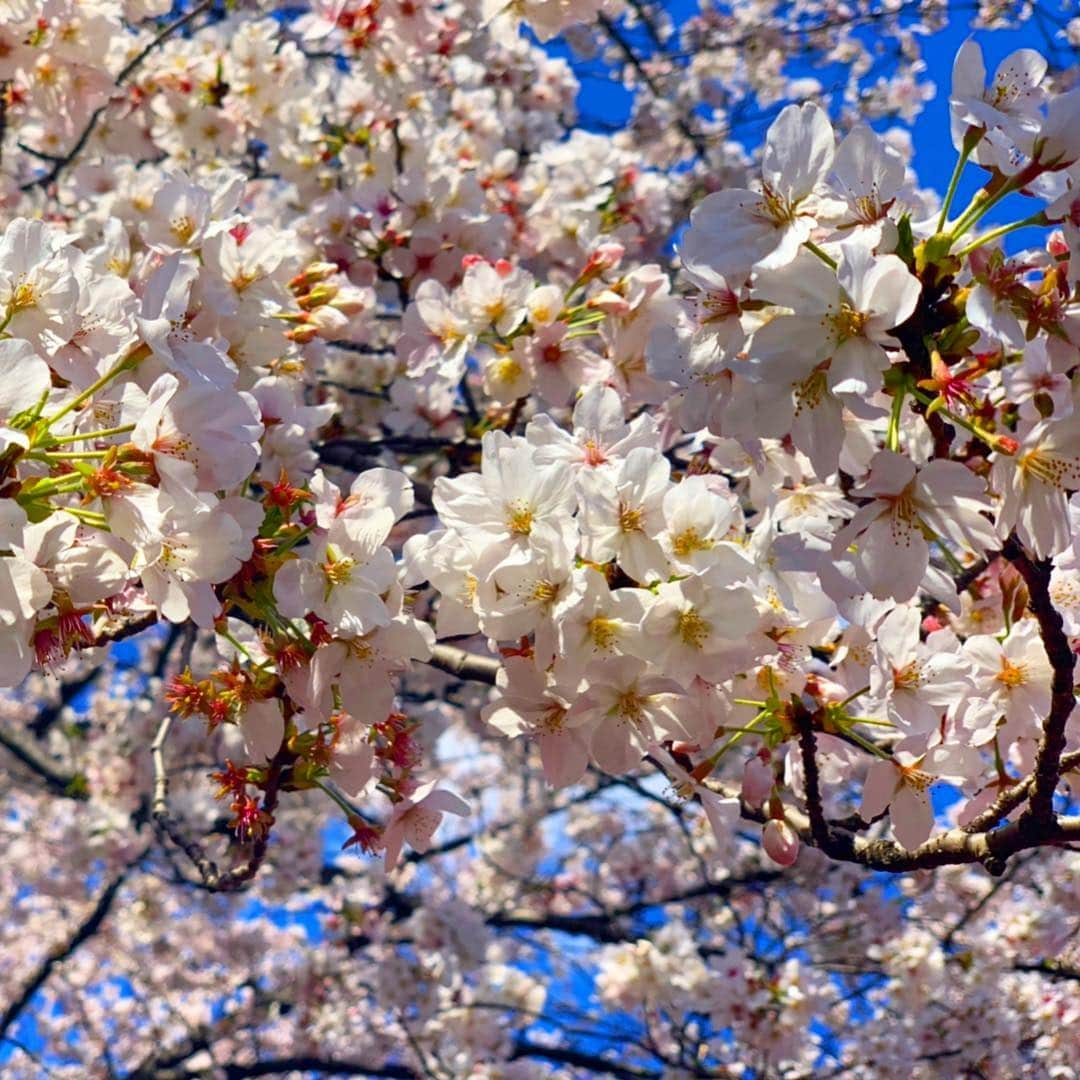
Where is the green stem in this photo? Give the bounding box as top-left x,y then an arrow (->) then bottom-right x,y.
839,685 -> 871,710
701,710 -> 768,772
47,423 -> 136,446
936,539 -> 965,576
886,386 -> 906,452
274,525 -> 314,558
936,133 -> 978,234
314,779 -> 357,818
20,473 -> 86,499
843,726 -> 894,760
59,506 -> 108,528
219,628 -> 257,664
803,240 -> 837,270
40,350 -> 144,433
38,449 -> 110,461
908,386 -> 1000,450
949,175 -> 1026,243
953,212 -> 1047,259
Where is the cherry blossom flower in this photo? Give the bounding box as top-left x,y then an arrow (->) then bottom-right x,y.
862,742 -> 979,850
868,605 -> 972,736
379,781 -> 470,870
832,451 -> 998,602
680,102 -> 835,280
992,420 -> 1080,558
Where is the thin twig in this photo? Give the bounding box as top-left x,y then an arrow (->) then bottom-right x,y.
20,0 -> 216,191
0,871 -> 128,1040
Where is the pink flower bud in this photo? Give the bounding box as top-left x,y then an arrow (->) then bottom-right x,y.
762,819 -> 799,867
742,756 -> 773,808
585,241 -> 624,272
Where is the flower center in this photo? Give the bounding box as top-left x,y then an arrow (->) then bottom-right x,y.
671,527 -> 713,557
618,501 -> 644,533
675,608 -> 710,649
794,367 -> 828,413
531,580 -> 560,605
506,501 -> 533,536
170,215 -> 197,245
995,657 -> 1028,689
1017,449 -> 1074,490
829,302 -> 871,342
892,661 -> 924,691
540,704 -> 567,734
323,554 -> 356,590
613,690 -> 647,723
587,615 -> 619,650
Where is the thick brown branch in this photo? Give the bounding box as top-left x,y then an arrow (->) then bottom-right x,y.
511,1038 -> 661,1080
1003,535 -> 1077,826
426,643 -> 500,685
962,749 -> 1080,835
221,1057 -> 415,1079
788,704 -> 1080,874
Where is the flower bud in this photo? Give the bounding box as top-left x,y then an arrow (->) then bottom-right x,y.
762,819 -> 800,867
742,755 -> 773,808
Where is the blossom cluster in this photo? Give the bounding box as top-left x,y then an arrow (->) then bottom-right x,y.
0,4 -> 1078,873
0,2 -> 1078,1076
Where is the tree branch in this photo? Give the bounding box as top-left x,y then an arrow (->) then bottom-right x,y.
0,871 -> 127,1042
511,1037 -> 661,1079
1002,534 -> 1076,826
221,1058 -> 416,1078
426,643 -> 500,685
0,720 -> 86,799
20,0 -> 216,191
1013,959 -> 1080,984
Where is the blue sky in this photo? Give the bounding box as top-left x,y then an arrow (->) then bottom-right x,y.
552,1 -> 1073,225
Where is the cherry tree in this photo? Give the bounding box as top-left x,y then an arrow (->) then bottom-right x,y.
0,0 -> 1079,1075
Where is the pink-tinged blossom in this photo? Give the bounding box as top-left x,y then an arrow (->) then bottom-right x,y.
950,41 -> 1047,162
0,219 -> 80,354
0,339 -> 53,452
962,620 -> 1053,746
992,420 -> 1080,558
762,819 -> 800,866
136,253 -> 237,387
433,431 -> 577,560
635,570 -> 769,686
274,512 -> 399,638
749,239 -> 920,400
484,658 -> 591,789
578,446 -> 671,584
824,125 -> 907,245
112,486 -> 262,629
832,451 -> 998,602
0,553 -> 52,685
379,781 -> 470,870
1002,338 -> 1074,421
129,373 -> 264,492
862,742 -> 979,850
869,606 -> 972,737
568,656 -> 687,775
528,384 -> 659,474
680,102 -> 835,280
